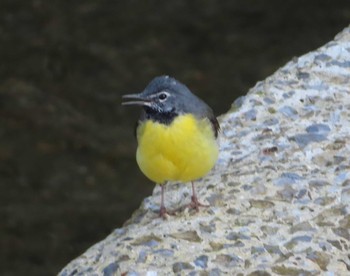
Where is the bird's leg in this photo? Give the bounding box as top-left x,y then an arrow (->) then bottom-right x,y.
189,181 -> 209,211
159,184 -> 166,218
158,184 -> 176,218
159,184 -> 167,219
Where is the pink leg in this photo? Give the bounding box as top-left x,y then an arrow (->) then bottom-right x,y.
189,181 -> 209,211
158,184 -> 176,219
159,185 -> 167,219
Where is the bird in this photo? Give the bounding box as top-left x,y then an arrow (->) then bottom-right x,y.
122,76 -> 219,218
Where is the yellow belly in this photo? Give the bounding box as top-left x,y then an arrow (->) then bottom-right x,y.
136,114 -> 219,184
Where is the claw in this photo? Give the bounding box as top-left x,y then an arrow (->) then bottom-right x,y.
188,181 -> 209,212
159,205 -> 168,219
189,195 -> 209,211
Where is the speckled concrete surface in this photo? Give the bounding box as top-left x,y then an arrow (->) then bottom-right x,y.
60,27 -> 350,275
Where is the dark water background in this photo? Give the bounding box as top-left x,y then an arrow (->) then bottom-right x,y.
0,0 -> 349,275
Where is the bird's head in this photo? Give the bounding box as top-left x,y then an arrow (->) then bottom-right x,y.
122,75 -> 193,114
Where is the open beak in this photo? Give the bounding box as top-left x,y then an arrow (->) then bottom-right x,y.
122,93 -> 151,107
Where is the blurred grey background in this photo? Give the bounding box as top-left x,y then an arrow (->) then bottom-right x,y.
0,0 -> 349,275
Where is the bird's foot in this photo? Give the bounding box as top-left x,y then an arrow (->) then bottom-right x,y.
188,195 -> 209,212
159,206 -> 175,219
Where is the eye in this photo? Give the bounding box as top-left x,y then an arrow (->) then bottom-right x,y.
158,92 -> 168,101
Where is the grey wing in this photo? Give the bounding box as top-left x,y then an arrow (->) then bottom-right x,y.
195,100 -> 220,139
209,115 -> 220,138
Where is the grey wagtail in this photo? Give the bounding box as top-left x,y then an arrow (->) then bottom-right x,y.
122,76 -> 219,218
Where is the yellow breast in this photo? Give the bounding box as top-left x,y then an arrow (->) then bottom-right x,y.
136,114 -> 219,184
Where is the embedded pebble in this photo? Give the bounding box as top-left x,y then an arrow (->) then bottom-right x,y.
279,106 -> 298,119
290,221 -> 315,233
226,232 -> 250,241
263,97 -> 275,104
263,244 -> 283,255
284,236 -> 312,250
339,215 -> 350,228
249,199 -> 275,209
309,179 -> 330,189
290,133 -> 327,147
272,266 -> 313,276
172,262 -> 194,273
306,251 -> 330,271
209,241 -> 224,251
263,117 -> 279,126
208,268 -> 223,276
244,108 -> 257,120
276,185 -> 297,201
102,262 -> 119,275
282,91 -> 295,99
152,249 -> 174,257
136,249 -> 149,263
332,227 -> 350,241
131,235 -> 161,247
251,246 -> 265,255
248,271 -> 271,276
305,123 -> 331,134
59,27 -> 350,276
170,231 -> 202,242
194,255 -> 208,269
274,172 -> 303,186
214,254 -> 242,267
341,187 -> 350,203
327,239 -> 342,250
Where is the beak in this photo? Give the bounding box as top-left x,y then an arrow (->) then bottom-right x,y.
121,93 -> 152,107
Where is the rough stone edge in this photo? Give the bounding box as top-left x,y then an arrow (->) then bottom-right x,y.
59,25 -> 350,275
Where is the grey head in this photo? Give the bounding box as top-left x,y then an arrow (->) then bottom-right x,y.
122,76 -> 219,136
